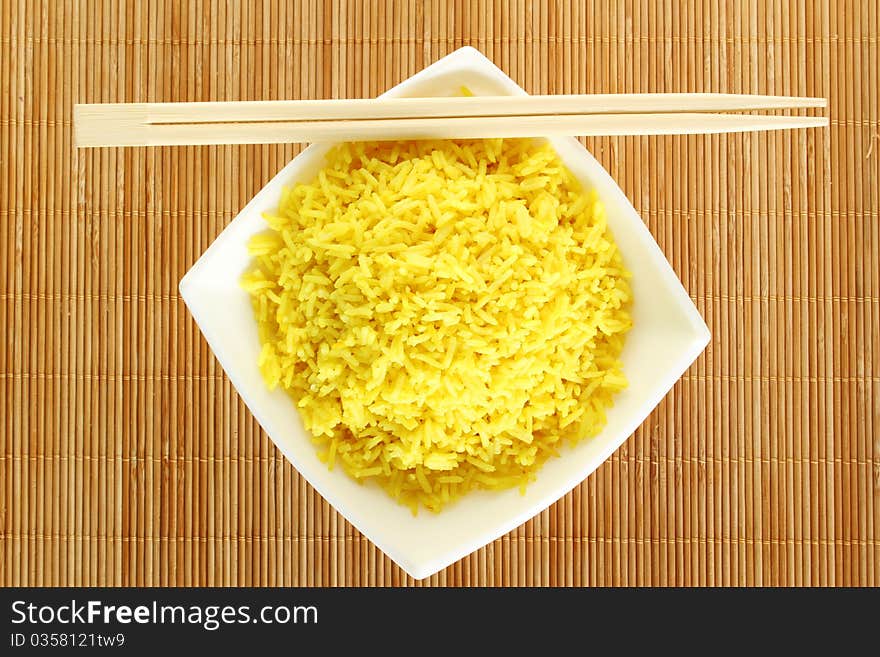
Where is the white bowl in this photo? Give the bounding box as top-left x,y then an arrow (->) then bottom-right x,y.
179,46 -> 710,580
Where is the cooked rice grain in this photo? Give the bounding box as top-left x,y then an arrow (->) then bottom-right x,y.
242,138 -> 632,512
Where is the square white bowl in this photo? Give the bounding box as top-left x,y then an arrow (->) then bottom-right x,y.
179,46 -> 710,580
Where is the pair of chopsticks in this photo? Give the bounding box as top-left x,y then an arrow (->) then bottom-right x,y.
73,93 -> 827,148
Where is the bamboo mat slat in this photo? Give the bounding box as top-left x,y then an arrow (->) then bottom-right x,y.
1,0 -> 877,587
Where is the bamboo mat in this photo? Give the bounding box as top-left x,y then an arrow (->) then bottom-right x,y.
1,0 -> 878,587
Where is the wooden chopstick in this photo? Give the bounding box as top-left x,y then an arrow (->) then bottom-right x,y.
78,93 -> 827,123
74,113 -> 829,148
74,94 -> 828,148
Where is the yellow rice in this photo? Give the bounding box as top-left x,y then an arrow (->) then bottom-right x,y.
242,138 -> 632,512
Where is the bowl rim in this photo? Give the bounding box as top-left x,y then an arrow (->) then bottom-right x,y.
179,46 -> 710,580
